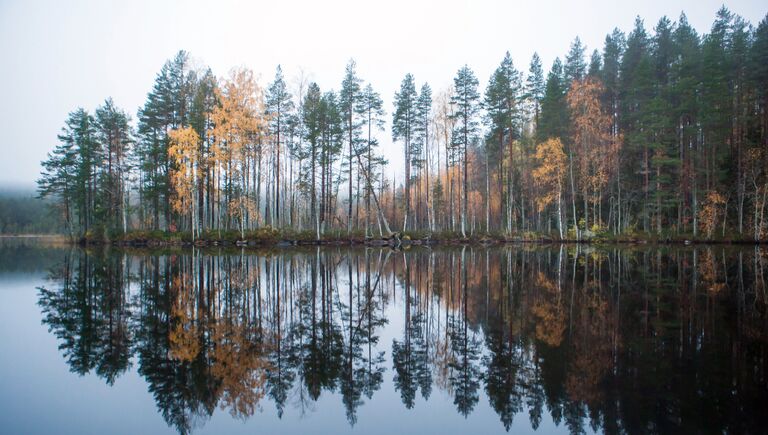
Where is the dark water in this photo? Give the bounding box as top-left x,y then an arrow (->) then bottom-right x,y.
1,240 -> 767,434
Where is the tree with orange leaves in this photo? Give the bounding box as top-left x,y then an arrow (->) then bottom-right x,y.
533,138 -> 567,238
168,126 -> 201,239
698,190 -> 727,239
567,78 -> 617,234
212,67 -> 269,238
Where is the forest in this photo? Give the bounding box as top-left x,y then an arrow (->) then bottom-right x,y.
37,7 -> 768,242
0,189 -> 64,234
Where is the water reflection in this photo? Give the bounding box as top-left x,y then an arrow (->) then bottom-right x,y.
37,245 -> 768,434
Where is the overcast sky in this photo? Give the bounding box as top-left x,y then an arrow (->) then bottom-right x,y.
0,0 -> 765,188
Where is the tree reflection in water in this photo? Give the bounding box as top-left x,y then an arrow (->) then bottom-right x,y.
38,245 -> 768,434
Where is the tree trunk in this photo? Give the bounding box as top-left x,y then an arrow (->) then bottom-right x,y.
485,144 -> 490,233
569,151 -> 578,240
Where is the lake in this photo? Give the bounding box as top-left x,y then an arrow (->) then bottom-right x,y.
0,239 -> 766,434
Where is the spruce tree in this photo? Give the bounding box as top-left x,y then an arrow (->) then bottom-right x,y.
564,36 -> 587,86
588,50 -> 602,77
538,58 -> 567,143
525,53 -> 545,131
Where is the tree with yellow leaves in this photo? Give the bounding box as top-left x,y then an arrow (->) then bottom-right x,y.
533,138 -> 567,238
210,322 -> 271,419
531,271 -> 566,346
567,78 -> 616,234
168,274 -> 200,362
698,190 -> 727,239
212,67 -> 269,238
169,126 -> 201,240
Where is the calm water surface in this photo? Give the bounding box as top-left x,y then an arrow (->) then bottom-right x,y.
0,239 -> 767,434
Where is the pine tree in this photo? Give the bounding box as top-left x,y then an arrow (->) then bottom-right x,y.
339,60 -> 363,234
136,50 -> 196,230
601,28 -> 625,133
699,7 -> 734,232
484,52 -> 522,232
359,83 -> 386,237
647,16 -> 680,233
303,82 -> 323,239
730,15 -> 752,234
189,68 -> 218,231
749,14 -> 768,239
318,91 -> 344,231
95,98 -> 133,234
414,83 -> 433,230
601,28 -> 625,232
620,17 -> 654,231
671,13 -> 701,234
392,74 -> 418,231
450,65 -> 481,238
39,109 -> 99,236
38,122 -> 79,238
753,14 -> 768,151
267,65 -> 295,228
484,52 -> 522,164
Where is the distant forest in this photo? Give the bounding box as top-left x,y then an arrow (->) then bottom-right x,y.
0,189 -> 63,234
38,7 -> 768,240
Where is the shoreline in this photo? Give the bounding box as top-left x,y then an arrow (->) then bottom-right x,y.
55,232 -> 768,247
2,232 -> 765,247
0,234 -> 66,238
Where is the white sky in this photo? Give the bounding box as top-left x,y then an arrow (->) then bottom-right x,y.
0,0 -> 765,188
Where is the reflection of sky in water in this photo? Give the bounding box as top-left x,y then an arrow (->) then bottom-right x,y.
2,244 -> 767,434
0,275 -> 169,435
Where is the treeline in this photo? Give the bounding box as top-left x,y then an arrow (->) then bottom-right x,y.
38,7 -> 768,241
0,190 -> 64,234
